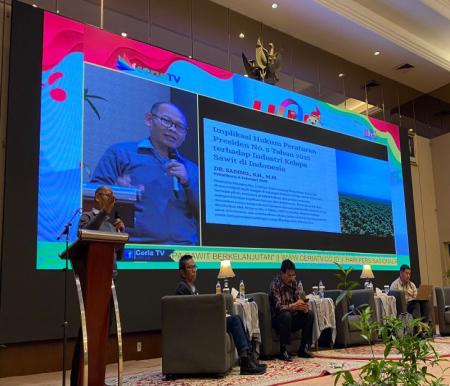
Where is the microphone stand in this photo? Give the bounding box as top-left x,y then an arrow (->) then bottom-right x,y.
57,208 -> 81,386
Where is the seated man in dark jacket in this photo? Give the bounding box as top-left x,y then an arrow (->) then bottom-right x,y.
175,255 -> 266,375
269,259 -> 314,361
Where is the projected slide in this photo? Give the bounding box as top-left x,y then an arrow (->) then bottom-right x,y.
336,151 -> 394,238
35,10 -> 411,270
203,119 -> 340,233
198,96 -> 395,255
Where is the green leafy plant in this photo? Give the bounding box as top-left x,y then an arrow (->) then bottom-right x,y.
84,88 -> 107,120
334,262 -> 360,306
333,263 -> 448,386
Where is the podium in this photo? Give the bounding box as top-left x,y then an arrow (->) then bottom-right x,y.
61,229 -> 129,386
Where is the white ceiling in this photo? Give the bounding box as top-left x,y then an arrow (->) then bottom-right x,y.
211,0 -> 450,94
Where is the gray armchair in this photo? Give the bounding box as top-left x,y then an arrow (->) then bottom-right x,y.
324,289 -> 376,347
389,288 -> 434,333
247,292 -> 301,357
388,289 -> 407,315
435,287 -> 450,336
161,294 -> 235,378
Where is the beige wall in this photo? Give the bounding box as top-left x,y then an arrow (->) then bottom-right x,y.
411,136 -> 443,289
411,133 -> 450,290
431,133 -> 450,285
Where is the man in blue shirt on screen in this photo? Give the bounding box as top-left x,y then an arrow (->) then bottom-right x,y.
90,102 -> 199,246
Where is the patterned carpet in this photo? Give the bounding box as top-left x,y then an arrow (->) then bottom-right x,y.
105,337 -> 450,385
105,357 -> 366,386
314,336 -> 450,360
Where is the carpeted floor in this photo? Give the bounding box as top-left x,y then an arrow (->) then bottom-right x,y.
105,357 -> 366,386
3,339 -> 450,386
314,336 -> 450,360
104,336 -> 450,386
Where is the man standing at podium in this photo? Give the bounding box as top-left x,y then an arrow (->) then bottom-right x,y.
79,185 -> 124,276
70,185 -> 124,386
79,185 -> 125,234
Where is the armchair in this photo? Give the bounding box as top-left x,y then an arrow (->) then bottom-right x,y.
389,288 -> 434,333
161,294 -> 235,378
246,292 -> 301,357
435,287 -> 450,336
324,289 -> 376,347
387,289 -> 407,316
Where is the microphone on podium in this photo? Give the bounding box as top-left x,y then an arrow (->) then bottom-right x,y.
168,148 -> 180,199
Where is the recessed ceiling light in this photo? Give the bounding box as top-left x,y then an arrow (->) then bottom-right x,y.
121,32 -> 127,37
338,73 -> 345,78
239,32 -> 245,39
32,3 -> 38,7
272,3 -> 278,9
374,51 -> 381,56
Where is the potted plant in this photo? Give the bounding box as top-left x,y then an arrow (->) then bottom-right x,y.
333,264 -> 447,386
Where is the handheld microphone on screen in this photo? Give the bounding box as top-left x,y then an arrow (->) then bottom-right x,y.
113,211 -> 122,232
168,148 -> 180,199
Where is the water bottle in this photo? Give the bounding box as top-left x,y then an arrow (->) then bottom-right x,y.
239,280 -> 245,301
297,280 -> 304,294
318,280 -> 325,298
223,280 -> 230,294
215,281 -> 222,294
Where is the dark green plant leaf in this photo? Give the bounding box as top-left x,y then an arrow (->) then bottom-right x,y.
84,88 -> 108,120
384,341 -> 393,358
335,291 -> 347,306
85,94 -> 107,101
86,99 -> 101,120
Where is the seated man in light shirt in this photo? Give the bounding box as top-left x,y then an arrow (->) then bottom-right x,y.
390,264 -> 431,325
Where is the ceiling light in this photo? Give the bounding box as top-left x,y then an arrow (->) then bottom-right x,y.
408,128 -> 414,133
121,32 -> 127,37
56,9 -> 60,14
188,55 -> 192,59
32,3 -> 38,7
338,73 -> 345,78
239,32 -> 245,39
272,3 -> 278,8
374,51 -> 380,56
244,74 -> 249,77
338,98 -> 382,115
